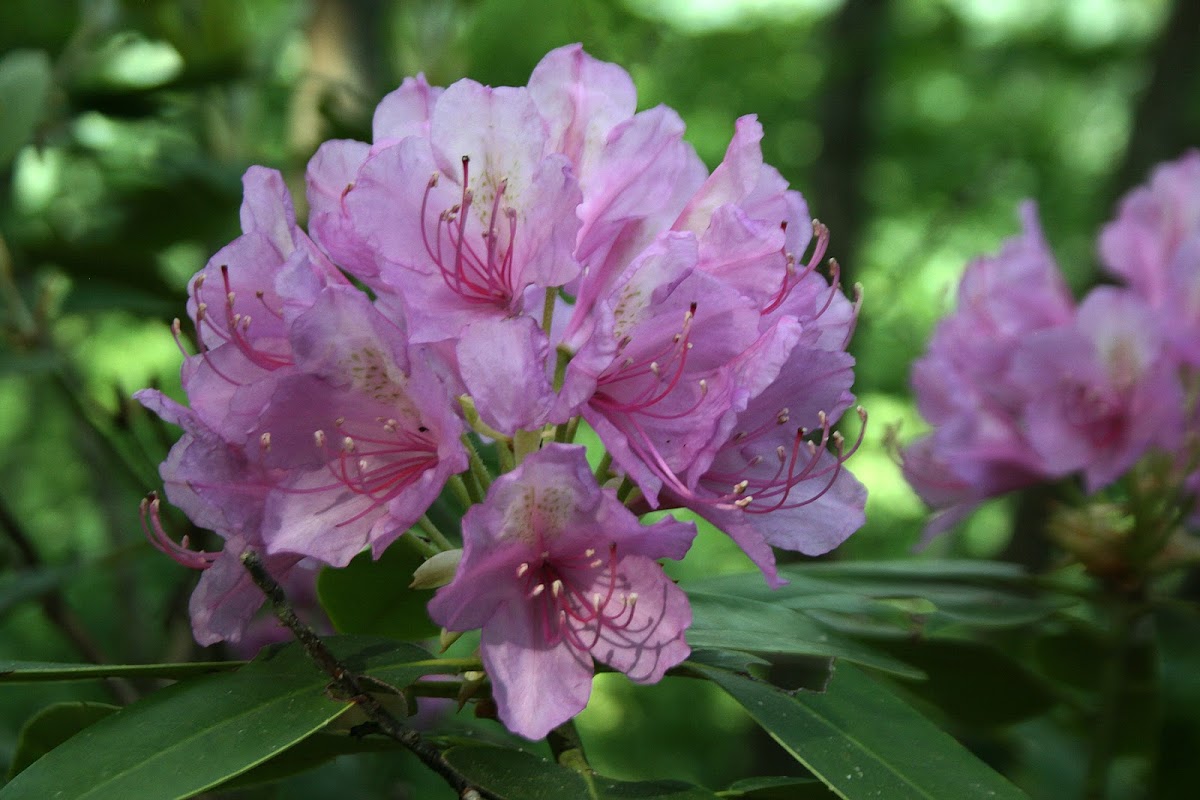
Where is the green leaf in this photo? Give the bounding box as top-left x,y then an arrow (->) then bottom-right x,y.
7,702 -> 119,780
687,592 -> 925,679
318,535 -> 440,641
443,744 -> 589,799
721,776 -> 836,799
0,660 -> 240,683
684,561 -> 1075,637
211,731 -> 402,791
597,777 -> 720,798
0,637 -> 438,800
692,662 -> 1030,800
0,49 -> 52,166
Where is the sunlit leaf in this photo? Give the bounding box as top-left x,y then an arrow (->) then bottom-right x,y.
0,660 -> 240,683
722,776 -> 836,799
318,535 -> 440,641
686,592 -> 925,679
6,702 -> 119,780
0,637 -> 438,800
692,662 -> 1030,800
443,744 -> 589,799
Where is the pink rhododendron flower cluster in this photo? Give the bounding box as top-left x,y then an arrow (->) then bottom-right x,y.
904,152 -> 1200,540
139,45 -> 866,739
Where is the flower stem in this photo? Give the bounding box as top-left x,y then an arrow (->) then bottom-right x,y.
241,551 -> 500,800
542,287 -> 557,334
448,475 -> 473,508
548,720 -> 599,799
460,435 -> 493,493
1082,593 -> 1148,800
418,514 -> 456,552
555,416 -> 580,444
593,452 -> 613,484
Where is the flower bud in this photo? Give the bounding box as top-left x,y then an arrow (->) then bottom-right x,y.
410,548 -> 463,589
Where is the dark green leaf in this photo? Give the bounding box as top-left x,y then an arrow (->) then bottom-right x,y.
722,776 -> 836,799
872,639 -> 1058,727
685,648 -> 772,674
597,777 -> 720,798
0,660 -> 239,683
7,702 -> 119,780
443,744 -> 589,799
0,637 -> 437,800
692,662 -> 1030,800
0,49 -> 52,166
211,731 -> 402,791
318,535 -> 440,641
687,592 -> 925,679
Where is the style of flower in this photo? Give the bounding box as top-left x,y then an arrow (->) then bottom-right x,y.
427,445 -> 695,739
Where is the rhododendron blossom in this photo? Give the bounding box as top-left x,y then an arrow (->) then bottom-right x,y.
139,43 -> 867,739
906,154 -> 1199,544
427,445 -> 694,739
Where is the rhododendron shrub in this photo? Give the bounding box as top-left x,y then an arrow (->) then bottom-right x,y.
903,152 -> 1199,575
136,43 -> 866,750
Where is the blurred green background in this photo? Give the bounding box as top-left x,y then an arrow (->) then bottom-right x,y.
1,0 -> 1197,797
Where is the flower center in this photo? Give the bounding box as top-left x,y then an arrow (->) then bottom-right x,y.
699,405 -> 867,514
516,544 -> 641,652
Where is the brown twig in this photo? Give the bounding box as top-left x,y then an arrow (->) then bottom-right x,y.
241,550 -> 499,800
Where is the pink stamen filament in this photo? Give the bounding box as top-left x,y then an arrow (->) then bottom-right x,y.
420,156 -> 520,309
762,219 -> 830,315
139,492 -> 217,570
521,544 -> 644,652
701,406 -> 868,514
182,268 -> 293,387
277,423 -> 442,527
593,304 -> 709,421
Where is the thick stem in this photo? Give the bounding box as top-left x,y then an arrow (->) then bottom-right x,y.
241,551 -> 500,800
547,720 -> 599,799
417,514 -> 456,552
1082,593 -> 1148,800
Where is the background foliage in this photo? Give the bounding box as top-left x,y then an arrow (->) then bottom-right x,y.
1,1 -> 1198,798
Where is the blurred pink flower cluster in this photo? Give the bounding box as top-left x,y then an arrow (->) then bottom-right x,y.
138,45 -> 866,738
904,152 -> 1200,541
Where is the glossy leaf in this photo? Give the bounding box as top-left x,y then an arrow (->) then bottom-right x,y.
0,660 -> 240,683
318,534 -> 440,641
212,731 -> 402,792
443,744 -> 589,799
0,637 -> 437,800
722,776 -> 837,799
596,777 -> 720,798
7,702 -> 119,780
686,592 -> 925,679
692,662 -> 1030,800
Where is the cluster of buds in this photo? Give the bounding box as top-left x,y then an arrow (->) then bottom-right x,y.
138,45 -> 866,739
903,153 -> 1200,576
